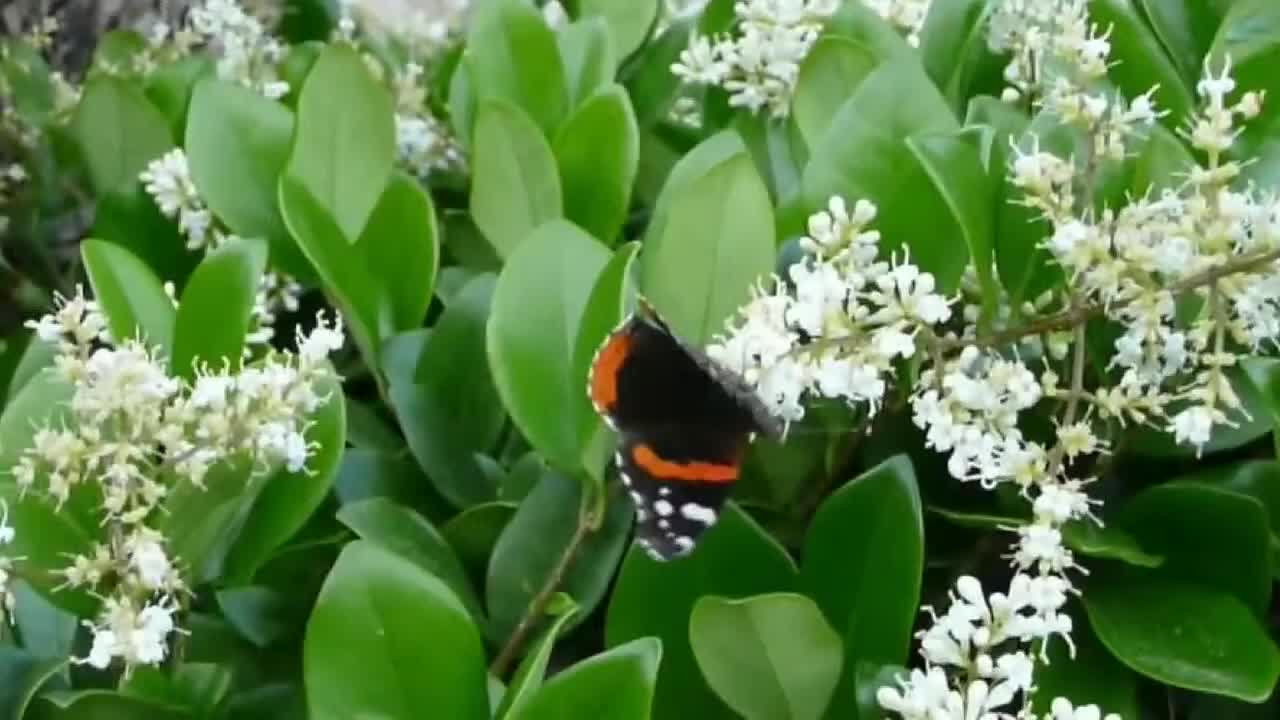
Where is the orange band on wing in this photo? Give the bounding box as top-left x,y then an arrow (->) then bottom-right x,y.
632,444 -> 738,484
590,333 -> 631,410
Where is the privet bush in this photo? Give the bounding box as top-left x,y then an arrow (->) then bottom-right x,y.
1,0 -> 1279,718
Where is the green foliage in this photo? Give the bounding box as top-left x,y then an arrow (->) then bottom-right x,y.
3,2 -> 1280,719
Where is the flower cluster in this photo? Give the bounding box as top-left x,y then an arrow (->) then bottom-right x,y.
139,148 -> 303,350
333,0 -> 467,179
708,4 -> 1280,716
671,0 -> 840,117
862,0 -> 932,47
11,287 -> 342,670
709,196 -> 953,423
184,0 -> 290,99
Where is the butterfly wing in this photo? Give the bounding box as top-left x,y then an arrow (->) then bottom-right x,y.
616,426 -> 748,561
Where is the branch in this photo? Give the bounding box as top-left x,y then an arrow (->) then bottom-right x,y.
489,493 -> 598,678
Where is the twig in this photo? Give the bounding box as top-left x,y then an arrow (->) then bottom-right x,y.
489,491 -> 599,678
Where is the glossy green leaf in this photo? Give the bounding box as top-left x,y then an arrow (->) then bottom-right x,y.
217,585 -> 303,648
1089,0 -> 1195,130
170,236 -> 268,380
389,274 -> 504,508
332,448 -> 451,523
1085,577 -> 1280,702
71,75 -> 173,194
0,648 -> 65,720
3,336 -> 56,405
1208,0 -> 1280,154
571,242 -> 640,479
905,129 -> 996,324
825,4 -> 917,62
577,0 -> 658,59
486,471 -> 633,641
32,689 -> 189,719
606,503 -> 798,719
304,541 -> 490,720
162,457 -> 259,585
145,55 -> 215,140
803,59 -> 969,292
640,139 -> 775,345
358,171 -> 439,332
1139,0 -> 1223,85
495,603 -> 579,718
1031,604 -> 1140,718
930,506 -> 1164,568
487,220 -> 610,471
278,175 -> 384,370
919,0 -> 1003,111
81,238 -> 175,352
792,36 -> 879,147
801,456 -> 922,715
470,100 -> 564,258
337,497 -> 483,621
557,17 -> 616,109
444,501 -> 519,583
221,373 -> 345,583
285,43 -> 395,242
1180,461 -> 1280,554
12,580 -> 78,661
465,0 -> 569,137
1125,363 -> 1274,457
691,593 -> 843,720
553,84 -> 639,244
91,181 -> 200,286
619,17 -> 691,127
1116,481 -> 1271,615
507,638 -> 662,720
185,78 -> 314,280
1132,123 -> 1195,193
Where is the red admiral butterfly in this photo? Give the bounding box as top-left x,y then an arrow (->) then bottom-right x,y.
587,298 -> 783,561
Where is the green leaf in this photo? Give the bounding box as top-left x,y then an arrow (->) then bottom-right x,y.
389,275 -> 505,508
32,689 -> 188,719
1179,460 -> 1280,557
1132,123 -> 1196,193
792,36 -> 879,148
304,541 -> 490,720
217,585 -> 303,648
801,456 -> 922,716
577,0 -> 659,59
507,638 -> 662,720
825,4 -> 917,61
640,138 -> 775,345
220,373 -> 345,583
1031,604 -> 1140,718
358,171 -> 440,332
0,38 -> 55,125
71,75 -> 173,194
465,0 -> 569,137
690,593 -> 842,720
186,78 -> 314,280
553,84 -> 639,244
0,647 -> 65,720
1085,577 -> 1280,702
12,580 -> 78,661
278,175 -> 385,371
469,100 -> 564,258
919,0 -> 1004,112
606,503 -> 798,719
338,497 -> 483,621
145,55 -> 215,140
1125,363 -> 1273,457
81,238 -> 175,352
170,236 -> 268,380
1089,0 -> 1195,131
1116,481 -> 1272,615
285,43 -> 395,243
557,17 -> 616,109
571,242 -> 641,479
619,17 -> 691,127
904,129 -> 996,324
1139,0 -> 1223,85
803,59 -> 969,292
333,448 -> 451,521
930,506 -> 1164,568
486,471 -> 633,641
91,183 -> 199,286
496,603 -> 579,718
444,501 -> 518,583
487,220 -> 611,471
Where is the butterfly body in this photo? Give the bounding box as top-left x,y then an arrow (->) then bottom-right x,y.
587,300 -> 781,560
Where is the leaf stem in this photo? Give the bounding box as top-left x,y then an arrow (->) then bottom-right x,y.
489,484 -> 600,678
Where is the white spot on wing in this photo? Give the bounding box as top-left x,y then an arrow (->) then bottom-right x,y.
680,502 -> 717,525
654,499 -> 674,517
658,519 -> 670,530
674,536 -> 694,551
658,486 -> 670,497
629,490 -> 645,506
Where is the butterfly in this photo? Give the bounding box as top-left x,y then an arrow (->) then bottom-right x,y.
587,298 -> 783,561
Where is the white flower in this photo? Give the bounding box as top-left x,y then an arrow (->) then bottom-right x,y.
1171,405 -> 1214,449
